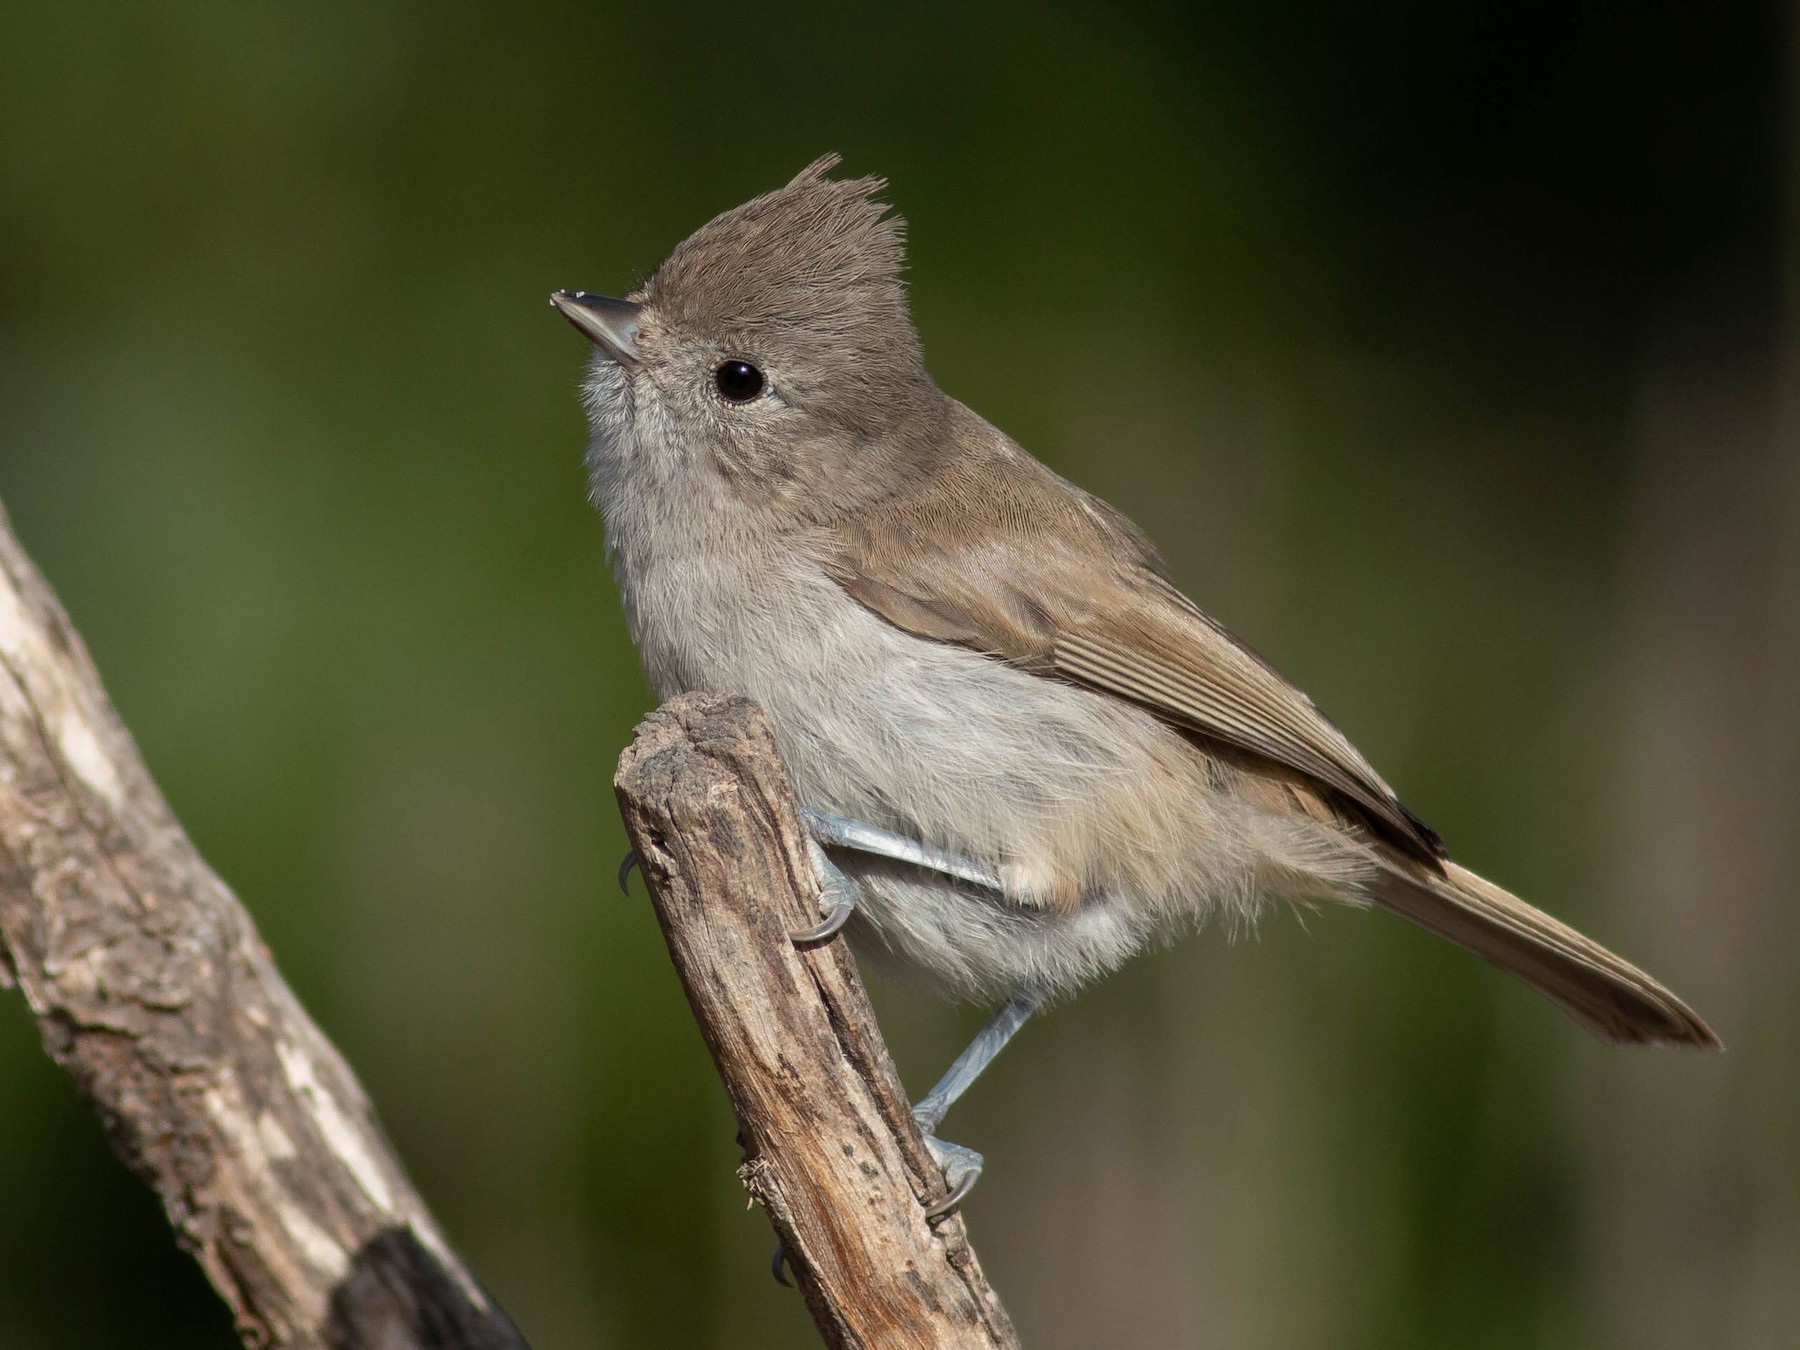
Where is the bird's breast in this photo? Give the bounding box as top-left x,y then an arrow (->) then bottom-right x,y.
609,503 -> 1169,861
597,475 -> 1291,1000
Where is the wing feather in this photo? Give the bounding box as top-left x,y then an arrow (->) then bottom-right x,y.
812,428 -> 1445,863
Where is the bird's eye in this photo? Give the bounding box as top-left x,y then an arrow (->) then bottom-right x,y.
714,360 -> 765,403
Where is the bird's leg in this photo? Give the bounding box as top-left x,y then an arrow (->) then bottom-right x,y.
911,989 -> 1043,1216
626,806 -> 997,924
788,806 -> 1003,942
790,807 -> 1036,1212
801,807 -> 1003,889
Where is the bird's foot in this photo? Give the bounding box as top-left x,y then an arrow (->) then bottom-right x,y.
918,1125 -> 984,1218
789,840 -> 859,943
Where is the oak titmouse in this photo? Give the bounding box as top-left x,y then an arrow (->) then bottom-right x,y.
554,157 -> 1718,1205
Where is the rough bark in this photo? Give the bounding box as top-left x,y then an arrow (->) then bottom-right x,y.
614,694 -> 1020,1350
0,502 -> 527,1350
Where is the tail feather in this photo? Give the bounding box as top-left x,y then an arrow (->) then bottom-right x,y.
1372,859 -> 1721,1049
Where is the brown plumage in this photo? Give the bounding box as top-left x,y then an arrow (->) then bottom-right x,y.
811,397 -> 1717,1048
569,156 -> 1721,1052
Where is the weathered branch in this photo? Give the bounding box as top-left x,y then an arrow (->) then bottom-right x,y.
614,695 -> 1020,1350
0,501 -> 527,1350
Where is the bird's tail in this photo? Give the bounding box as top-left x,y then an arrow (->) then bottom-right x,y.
1370,858 -> 1721,1049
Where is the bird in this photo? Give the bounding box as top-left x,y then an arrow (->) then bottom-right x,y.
552,155 -> 1720,1214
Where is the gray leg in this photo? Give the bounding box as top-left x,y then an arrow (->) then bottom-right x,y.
790,807 -> 1003,944
630,809 -> 999,912
787,807 -> 1030,1215
913,990 -> 1044,1216
801,807 -> 1002,891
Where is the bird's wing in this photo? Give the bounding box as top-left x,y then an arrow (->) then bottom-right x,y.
811,443 -> 1445,864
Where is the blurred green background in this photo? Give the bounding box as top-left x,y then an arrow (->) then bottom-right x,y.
1,3 -> 1793,1347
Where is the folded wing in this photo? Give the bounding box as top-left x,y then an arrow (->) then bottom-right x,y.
814,434 -> 1445,864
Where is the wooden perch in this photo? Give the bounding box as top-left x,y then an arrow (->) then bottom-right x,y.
0,489 -> 1018,1349
615,695 -> 1020,1350
0,501 -> 527,1350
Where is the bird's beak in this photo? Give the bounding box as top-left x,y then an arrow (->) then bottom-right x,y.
550,291 -> 643,366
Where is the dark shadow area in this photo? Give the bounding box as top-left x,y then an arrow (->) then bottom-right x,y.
328,1228 -> 531,1350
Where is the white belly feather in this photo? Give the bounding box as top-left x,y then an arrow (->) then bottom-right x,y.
589,411 -> 1318,1001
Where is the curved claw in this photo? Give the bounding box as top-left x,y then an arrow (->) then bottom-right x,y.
617,850 -> 638,894
924,1170 -> 979,1220
918,1132 -> 985,1218
770,1242 -> 792,1287
788,899 -> 854,944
